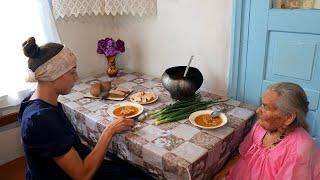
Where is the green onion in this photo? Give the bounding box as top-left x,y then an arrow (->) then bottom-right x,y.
148,95 -> 229,125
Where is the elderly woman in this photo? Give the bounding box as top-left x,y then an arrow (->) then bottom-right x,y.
18,37 -> 152,180
227,82 -> 320,179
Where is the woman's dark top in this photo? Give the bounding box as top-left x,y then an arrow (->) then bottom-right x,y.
18,97 -> 90,180
19,96 -> 154,180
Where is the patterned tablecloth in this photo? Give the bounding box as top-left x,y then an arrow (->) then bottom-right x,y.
59,70 -> 256,180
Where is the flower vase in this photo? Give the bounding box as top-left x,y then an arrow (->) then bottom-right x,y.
106,56 -> 118,77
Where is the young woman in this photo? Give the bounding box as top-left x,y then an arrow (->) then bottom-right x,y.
19,37 -> 152,180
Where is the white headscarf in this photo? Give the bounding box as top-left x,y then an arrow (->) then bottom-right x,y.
26,47 -> 77,82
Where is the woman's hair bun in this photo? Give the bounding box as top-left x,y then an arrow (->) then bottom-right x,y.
23,37 -> 39,58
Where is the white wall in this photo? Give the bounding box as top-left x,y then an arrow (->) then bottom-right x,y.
56,16 -> 116,78
56,0 -> 232,96
0,122 -> 24,165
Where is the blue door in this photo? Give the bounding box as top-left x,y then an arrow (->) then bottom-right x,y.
232,1 -> 320,145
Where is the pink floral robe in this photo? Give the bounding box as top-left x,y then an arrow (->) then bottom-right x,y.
227,122 -> 320,180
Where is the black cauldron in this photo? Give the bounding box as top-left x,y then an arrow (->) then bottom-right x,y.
161,66 -> 203,100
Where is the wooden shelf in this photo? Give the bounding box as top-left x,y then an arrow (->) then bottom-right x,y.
0,112 -> 18,127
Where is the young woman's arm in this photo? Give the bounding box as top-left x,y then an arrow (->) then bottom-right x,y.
54,117 -> 134,180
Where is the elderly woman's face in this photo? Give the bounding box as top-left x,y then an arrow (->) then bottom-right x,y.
256,90 -> 289,131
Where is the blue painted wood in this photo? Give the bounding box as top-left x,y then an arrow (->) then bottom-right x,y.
269,9 -> 320,34
244,0 -> 270,105
263,32 -> 320,111
237,0 -> 252,102
230,0 -> 320,145
271,42 -> 315,81
307,111 -> 320,145
228,0 -> 243,99
228,0 -> 252,101
315,111 -> 320,145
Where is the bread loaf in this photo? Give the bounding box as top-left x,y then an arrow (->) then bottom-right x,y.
109,89 -> 126,98
115,87 -> 130,94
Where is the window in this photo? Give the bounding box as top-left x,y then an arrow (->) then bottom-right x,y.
0,0 -> 60,109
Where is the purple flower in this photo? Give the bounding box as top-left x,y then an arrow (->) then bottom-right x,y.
97,37 -> 125,58
104,47 -> 119,57
105,38 -> 114,47
97,39 -> 107,54
116,39 -> 125,53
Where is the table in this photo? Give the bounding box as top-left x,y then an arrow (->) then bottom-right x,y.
59,70 -> 256,180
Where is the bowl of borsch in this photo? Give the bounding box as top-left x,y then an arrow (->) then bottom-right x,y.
189,110 -> 227,129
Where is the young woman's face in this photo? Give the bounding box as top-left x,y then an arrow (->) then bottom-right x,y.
256,90 -> 289,131
53,67 -> 79,95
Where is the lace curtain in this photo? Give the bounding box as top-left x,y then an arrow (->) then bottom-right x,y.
52,0 -> 157,19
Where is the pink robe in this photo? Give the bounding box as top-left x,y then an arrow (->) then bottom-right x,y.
227,122 -> 320,180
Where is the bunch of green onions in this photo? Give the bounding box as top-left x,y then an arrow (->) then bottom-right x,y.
148,94 -> 228,125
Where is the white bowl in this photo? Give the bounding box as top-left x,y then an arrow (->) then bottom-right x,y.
189,110 -> 227,129
107,101 -> 143,118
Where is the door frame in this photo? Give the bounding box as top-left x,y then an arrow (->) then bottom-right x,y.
228,0 -> 251,102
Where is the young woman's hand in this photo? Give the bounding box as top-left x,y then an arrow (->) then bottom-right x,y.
106,117 -> 135,135
55,116 -> 134,180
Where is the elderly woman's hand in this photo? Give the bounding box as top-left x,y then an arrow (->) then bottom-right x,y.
105,116 -> 135,135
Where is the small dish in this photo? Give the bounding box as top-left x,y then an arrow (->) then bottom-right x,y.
189,110 -> 227,129
129,91 -> 158,104
107,102 -> 143,118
